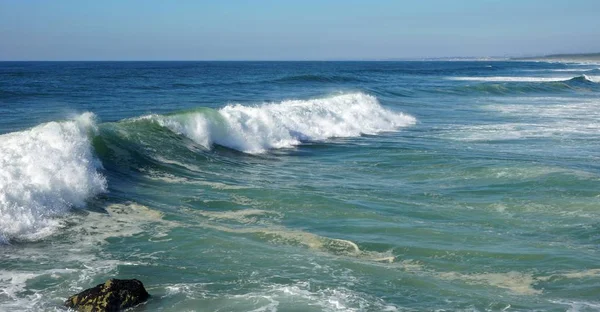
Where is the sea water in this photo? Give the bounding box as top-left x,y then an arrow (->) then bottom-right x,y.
1,61 -> 599,311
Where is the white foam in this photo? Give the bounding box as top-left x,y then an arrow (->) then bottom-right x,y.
0,202 -> 174,311
162,283 -> 208,299
586,75 -> 600,83
196,209 -> 283,225
231,281 -> 398,312
147,93 -> 415,153
452,98 -> 600,141
0,113 -> 107,243
551,299 -> 600,312
549,69 -> 588,72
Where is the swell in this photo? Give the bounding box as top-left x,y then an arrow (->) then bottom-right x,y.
585,68 -> 600,74
270,74 -> 366,84
350,64 -> 501,75
169,74 -> 366,89
0,89 -> 54,100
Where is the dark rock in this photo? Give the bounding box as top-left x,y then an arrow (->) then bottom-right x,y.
64,279 -> 149,312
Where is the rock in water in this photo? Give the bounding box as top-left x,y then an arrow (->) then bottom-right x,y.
64,279 -> 149,312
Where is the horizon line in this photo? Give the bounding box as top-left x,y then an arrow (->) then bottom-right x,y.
0,57 -> 511,62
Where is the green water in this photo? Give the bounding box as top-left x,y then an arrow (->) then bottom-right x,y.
1,61 -> 600,311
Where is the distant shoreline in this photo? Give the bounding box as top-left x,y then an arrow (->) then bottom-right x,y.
512,52 -> 600,62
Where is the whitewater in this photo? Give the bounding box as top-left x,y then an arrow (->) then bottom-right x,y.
0,113 -> 106,244
1,61 -> 600,311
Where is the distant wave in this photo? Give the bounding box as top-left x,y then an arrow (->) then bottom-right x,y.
449,75 -> 599,83
568,74 -> 600,83
352,64 -> 500,75
138,93 -> 415,153
548,68 -> 600,73
0,113 -> 107,243
440,75 -> 599,95
585,68 -> 600,74
522,68 -> 598,72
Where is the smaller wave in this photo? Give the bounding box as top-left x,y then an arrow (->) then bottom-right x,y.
140,93 -> 415,153
450,76 -> 584,82
521,68 -> 592,72
549,68 -> 586,72
442,75 -> 599,95
0,113 -> 106,243
451,74 -> 599,83
566,75 -> 592,83
586,68 -> 600,74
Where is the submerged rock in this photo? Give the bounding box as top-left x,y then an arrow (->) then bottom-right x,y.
64,279 -> 149,312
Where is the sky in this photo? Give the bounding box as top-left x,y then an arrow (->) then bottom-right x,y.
1,0 -> 599,61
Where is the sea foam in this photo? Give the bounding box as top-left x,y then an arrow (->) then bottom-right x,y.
147,93 -> 416,153
0,113 -> 106,243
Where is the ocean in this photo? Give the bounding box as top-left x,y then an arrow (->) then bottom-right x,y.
1,61 -> 599,311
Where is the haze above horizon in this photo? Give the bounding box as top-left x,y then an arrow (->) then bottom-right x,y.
1,0 -> 599,61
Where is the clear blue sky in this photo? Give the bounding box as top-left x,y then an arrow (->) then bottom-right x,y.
1,0 -> 599,60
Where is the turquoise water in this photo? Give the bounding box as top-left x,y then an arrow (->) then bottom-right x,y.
1,61 -> 600,311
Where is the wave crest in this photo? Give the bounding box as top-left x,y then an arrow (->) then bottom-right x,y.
567,74 -> 599,83
144,93 -> 416,153
0,113 -> 107,243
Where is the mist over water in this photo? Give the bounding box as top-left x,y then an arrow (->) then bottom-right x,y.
1,61 -> 600,311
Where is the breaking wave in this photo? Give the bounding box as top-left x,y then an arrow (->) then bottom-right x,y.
0,113 -> 107,243
140,93 -> 416,153
0,94 -> 414,242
